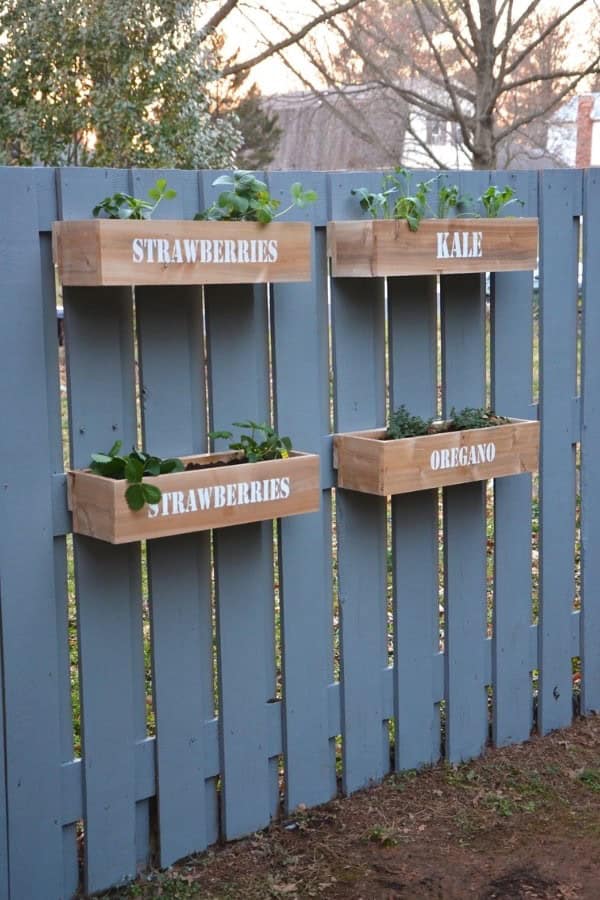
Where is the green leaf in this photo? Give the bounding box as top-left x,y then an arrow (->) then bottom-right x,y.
212,174 -> 235,186
144,458 -> 161,476
142,483 -> 162,505
159,458 -> 184,474
91,453 -> 114,464
208,430 -> 233,441
255,208 -> 272,223
164,189 -> 177,200
108,439 -> 122,457
297,189 -> 317,207
124,457 -> 145,483
125,483 -> 145,511
155,178 -> 167,191
147,188 -> 161,201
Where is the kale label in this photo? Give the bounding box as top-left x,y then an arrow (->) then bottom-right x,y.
436,231 -> 483,259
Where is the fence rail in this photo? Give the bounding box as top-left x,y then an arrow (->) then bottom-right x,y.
0,165 -> 596,899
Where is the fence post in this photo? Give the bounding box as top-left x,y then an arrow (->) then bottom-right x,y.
0,168 -> 65,900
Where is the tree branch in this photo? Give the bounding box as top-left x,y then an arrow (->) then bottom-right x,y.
221,0 -> 368,77
498,59 -> 600,95
503,0 -> 591,78
408,0 -> 473,150
494,68 -> 596,143
200,0 -> 240,35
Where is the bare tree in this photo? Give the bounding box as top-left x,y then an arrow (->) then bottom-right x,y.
261,0 -> 600,169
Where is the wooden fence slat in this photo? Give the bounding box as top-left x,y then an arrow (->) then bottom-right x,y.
60,170 -> 152,888
39,216 -> 80,896
538,169 -> 581,733
441,271 -> 488,762
580,168 -> 600,714
330,172 -> 388,793
0,167 -> 65,900
388,275 -> 441,770
0,588 -> 7,900
134,169 -> 217,865
269,172 -> 336,811
490,171 -> 537,746
204,275 -> 276,838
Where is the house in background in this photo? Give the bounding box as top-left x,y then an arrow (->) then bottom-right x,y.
263,86 -> 407,170
265,85 -> 599,172
547,93 -> 600,167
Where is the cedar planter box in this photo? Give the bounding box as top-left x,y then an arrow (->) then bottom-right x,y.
326,218 -> 538,277
52,220 -> 312,286
68,450 -> 320,544
333,419 -> 539,495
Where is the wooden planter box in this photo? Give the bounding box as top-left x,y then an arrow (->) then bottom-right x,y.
333,419 -> 539,495
327,218 -> 538,277
52,220 -> 312,286
68,450 -> 320,543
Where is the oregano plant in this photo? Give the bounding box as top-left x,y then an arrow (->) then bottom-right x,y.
386,405 -> 434,440
89,440 -> 184,510
447,407 -> 510,430
386,405 -> 510,439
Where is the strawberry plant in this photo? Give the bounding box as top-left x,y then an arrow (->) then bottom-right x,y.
209,420 -> 292,461
196,172 -> 317,224
89,440 -> 184,510
92,178 -> 176,220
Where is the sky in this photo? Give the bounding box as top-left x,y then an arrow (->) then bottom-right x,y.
213,0 -> 341,93
212,0 -> 597,96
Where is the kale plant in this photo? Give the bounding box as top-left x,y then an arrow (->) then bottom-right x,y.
437,184 -> 473,219
352,167 -> 437,231
89,440 -> 184,511
93,178 -> 176,220
479,186 -> 525,218
196,172 -> 317,223
352,170 -> 524,228
209,420 -> 292,461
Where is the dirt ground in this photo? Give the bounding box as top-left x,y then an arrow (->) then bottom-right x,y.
109,714 -> 600,900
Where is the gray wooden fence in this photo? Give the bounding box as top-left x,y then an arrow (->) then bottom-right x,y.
0,165 -> 598,899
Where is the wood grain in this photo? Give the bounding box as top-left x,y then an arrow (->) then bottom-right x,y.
327,218 -> 538,277
68,451 -> 320,543
333,420 -> 539,495
53,220 -> 312,285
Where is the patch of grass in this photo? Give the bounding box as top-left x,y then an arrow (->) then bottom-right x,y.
364,825 -> 399,847
579,768 -> 600,792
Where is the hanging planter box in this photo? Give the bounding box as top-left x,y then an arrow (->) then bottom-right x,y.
68,450 -> 320,544
52,220 -> 312,286
333,419 -> 539,495
326,218 -> 538,277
